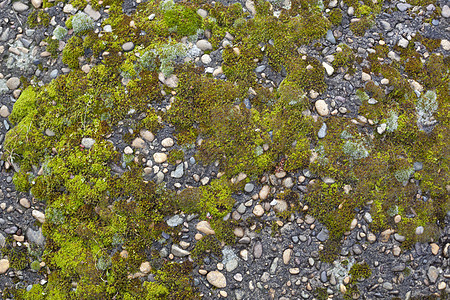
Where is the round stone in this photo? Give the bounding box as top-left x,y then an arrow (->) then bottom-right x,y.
196,39 -> 212,51
161,137 -> 174,147
201,54 -> 212,65
259,185 -> 270,200
315,100 -> 329,116
253,204 -> 264,217
0,105 -> 10,118
13,2 -> 29,12
0,259 -> 10,274
206,271 -> 227,288
123,146 -> 133,155
153,153 -> 167,164
139,261 -> 151,273
122,42 -> 135,52
131,137 -> 145,148
19,198 -> 31,208
6,77 -> 20,90
415,226 -> 424,235
140,130 -> 155,142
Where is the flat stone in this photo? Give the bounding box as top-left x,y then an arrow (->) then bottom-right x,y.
392,262 -> 405,272
305,215 -> 315,225
289,268 -> 300,275
13,2 -> 29,12
131,137 -> 145,148
196,40 -> 212,51
397,3 -> 411,11
320,270 -> 328,283
122,42 -> 135,52
153,153 -> 167,164
361,72 -> 371,81
254,241 -> 263,258
398,38 -> 409,48
6,77 -> 20,90
19,198 -> 31,208
394,233 -> 406,242
165,74 -> 179,88
0,233 -> 5,247
81,137 -> 95,149
171,244 -> 190,257
282,177 -> 294,189
322,62 -> 334,76
283,249 -> 292,265
315,100 -> 329,116
26,227 -> 45,246
170,163 -> 184,178
140,130 -> 155,142
318,123 -> 327,138
32,210 -> 45,223
427,266 -> 439,283
259,185 -> 270,200
274,200 -> 288,213
317,228 -> 329,242
0,259 -> 10,274
244,183 -> 254,193
167,215 -> 183,227
367,233 -> 376,243
161,138 -> 174,147
31,0 -> 43,8
197,8 -> 208,18
392,245 -> 401,256
430,243 -> 439,255
245,0 -> 256,15
0,105 -> 10,118
84,4 -> 101,21
442,5 -> 450,18
196,221 -> 215,235
253,204 -> 264,217
206,271 -> 226,288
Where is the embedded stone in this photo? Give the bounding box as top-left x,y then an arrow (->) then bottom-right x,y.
206,271 -> 227,288
32,210 -> 45,223
196,221 -> 215,235
81,137 -> 95,149
398,38 -> 409,48
139,261 -> 151,273
19,198 -> 30,208
6,77 -> 20,90
161,137 -> 174,147
315,100 -> 329,116
259,185 -> 270,200
171,244 -> 190,257
427,266 -> 438,283
196,40 -> 212,51
441,39 -> 450,51
322,62 -> 334,76
0,105 -> 10,118
84,4 -> 101,21
361,72 -> 371,81
283,249 -> 292,265
442,5 -> 450,18
253,204 -> 264,217
131,137 -> 145,148
122,42 -> 135,52
13,2 -> 29,12
123,146 -> 133,155
0,259 -> 10,274
31,0 -> 43,8
140,130 -> 155,142
430,243 -> 439,255
153,153 -> 167,164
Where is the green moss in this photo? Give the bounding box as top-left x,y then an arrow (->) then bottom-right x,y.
191,235 -> 222,264
349,261 -> 372,281
163,2 -> 202,37
27,10 -> 50,28
329,9 -> 343,26
62,36 -> 84,69
9,86 -> 37,124
168,149 -> 184,164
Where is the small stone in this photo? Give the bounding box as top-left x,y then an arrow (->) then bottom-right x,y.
123,146 -> 133,155
322,62 -> 334,76
26,227 -> 45,246
289,268 -> 300,275
430,243 -> 439,255
233,227 -> 244,238
320,271 -> 328,283
171,163 -> 184,178
442,5 -> 450,18
219,291 -> 227,297
381,78 -> 389,85
164,74 -> 179,88
259,185 -> 270,200
398,38 -> 409,48
153,153 -> 167,164
19,198 -> 31,208
305,215 -> 315,225
206,271 -> 227,288
367,233 -> 376,243
326,30 -> 336,44
254,241 -> 263,258
139,261 -> 151,273
31,0 -> 43,8
253,205 -> 264,217
201,54 -> 212,65
361,72 -> 371,81
245,0 -> 256,15
6,77 -> 20,90
315,100 -> 329,116
310,90 -> 319,99
380,229 -> 394,242
197,8 -> 208,18
196,40 -> 212,51
283,249 -> 292,265
196,221 -> 215,235
32,210 -> 45,223
122,42 -> 135,52
13,2 -> 29,12
81,137 -> 95,149
0,105 -> 10,118
394,233 -> 406,242
131,137 -> 145,148
161,138 -> 174,147
427,266 -> 439,283
140,130 -> 155,142
84,4 -> 101,21
415,226 -> 424,235
394,215 -> 402,223
234,273 -> 243,281
383,282 -> 393,290
317,228 -> 329,242
0,259 -> 10,274
318,123 -> 327,138
441,39 -> 450,51
282,177 -> 294,189
392,245 -> 401,256
171,244 -> 190,257
397,3 -> 411,11
392,263 -> 406,272
350,218 -> 358,230
438,282 -> 447,290
167,215 -> 183,227
244,183 -> 254,193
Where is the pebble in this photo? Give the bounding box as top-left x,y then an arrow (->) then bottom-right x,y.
161,138 -> 174,147
361,72 -> 371,81
441,40 -> 450,51
13,2 -> 29,12
123,146 -> 133,155
427,266 -> 438,283
317,229 -> 329,242
289,268 -> 300,275
153,153 -> 167,163
283,249 -> 292,265
196,221 -> 215,235
315,100 -> 329,116
259,185 -> 270,200
31,0 -> 43,8
0,259 -> 10,274
26,227 -> 45,246
32,210 -> 45,223
140,130 -> 155,142
394,215 -> 402,223
253,205 -> 264,217
396,3 -> 411,11
6,77 -> 20,90
254,241 -> 263,258
167,215 -> 183,227
430,243 -> 439,255
398,38 -> 409,48
0,105 -> 10,118
131,137 -> 145,148
122,42 -> 135,52
442,5 -> 450,18
139,261 -> 151,273
322,62 -> 334,76
415,226 -> 424,235
171,244 -> 190,257
201,54 -> 212,65
19,198 -> 31,208
206,271 -> 226,288
244,183 -> 254,193
196,40 -> 212,51
318,123 -> 327,139
171,163 -> 184,178
84,4 -> 101,21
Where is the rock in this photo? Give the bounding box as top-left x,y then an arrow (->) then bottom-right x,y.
282,177 -> 294,189
394,233 -> 406,242
377,123 -> 387,134
0,233 -> 5,247
274,200 -> 288,213
123,146 -> 133,155
32,210 -> 45,223
81,137 -> 95,149
398,38 -> 409,48
383,282 -> 393,290
245,0 -> 256,15
254,241 -> 263,258
441,39 -> 450,51
361,72 -> 371,81
234,227 -> 244,238
140,130 -> 155,142
244,183 -> 254,193
122,42 -> 135,52
0,259 -> 9,274
317,228 -> 329,242
318,123 -> 327,138
320,271 -> 328,283
315,100 -> 329,116
196,221 -> 215,235
222,247 -> 239,272
305,215 -> 315,225
161,138 -> 174,147
326,30 -> 336,44
165,75 -> 179,88
253,205 -> 264,217
259,185 -> 270,200
415,226 -> 424,235
380,20 -> 391,31
430,243 -> 439,255
26,227 -> 45,246
394,215 -> 402,223
283,249 -> 292,265
19,198 -> 31,208
31,0 -> 43,8
84,4 -> 101,21
171,244 -> 190,257
270,257 -> 278,274
197,8 -> 208,18
196,40 -> 212,51
171,163 -> 184,178
380,229 -> 394,242
367,233 -> 376,243
442,5 -> 450,18
6,77 -> 20,90
153,153 -> 167,164
392,245 -> 401,256
438,282 -> 447,290
350,218 -> 358,230
322,62 -> 334,76
13,2 -> 29,12
139,261 -> 151,273
0,105 -> 10,118
289,268 -> 300,275
392,263 -> 405,272
131,137 -> 145,148
206,271 -> 226,288
167,215 -> 183,227
397,3 -> 411,11
427,266 -> 439,283
201,54 -> 212,65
